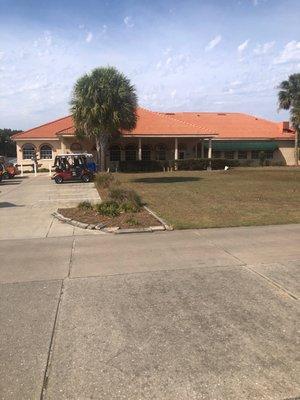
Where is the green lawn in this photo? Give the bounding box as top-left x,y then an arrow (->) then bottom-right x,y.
115,169 -> 300,229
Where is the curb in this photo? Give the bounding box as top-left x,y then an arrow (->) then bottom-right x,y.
143,206 -> 173,231
52,211 -> 167,234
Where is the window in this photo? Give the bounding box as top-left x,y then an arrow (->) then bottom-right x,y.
40,144 -> 52,159
265,151 -> 273,159
251,151 -> 260,159
125,144 -> 137,161
110,145 -> 121,162
70,143 -> 82,152
155,144 -> 166,161
238,151 -> 247,160
224,151 -> 235,159
212,150 -> 222,158
22,144 -> 35,159
142,145 -> 151,161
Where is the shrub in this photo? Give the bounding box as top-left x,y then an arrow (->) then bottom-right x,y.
78,200 -> 93,210
259,151 -> 266,166
109,187 -> 143,211
95,201 -> 120,217
95,173 -> 115,188
125,215 -> 140,226
119,160 -> 165,172
173,158 -> 239,171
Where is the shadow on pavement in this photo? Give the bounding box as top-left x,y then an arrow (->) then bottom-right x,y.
0,202 -> 24,208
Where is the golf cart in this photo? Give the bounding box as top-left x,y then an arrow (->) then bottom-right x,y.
52,153 -> 95,184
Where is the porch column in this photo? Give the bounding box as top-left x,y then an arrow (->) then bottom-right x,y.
174,137 -> 178,160
201,139 -> 204,158
61,138 -> 66,153
208,138 -> 212,159
138,138 -> 142,161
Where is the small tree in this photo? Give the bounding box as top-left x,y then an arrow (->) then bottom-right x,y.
258,151 -> 266,167
278,74 -> 300,166
70,67 -> 138,171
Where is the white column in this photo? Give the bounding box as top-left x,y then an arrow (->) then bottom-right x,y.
34,162 -> 37,177
174,138 -> 178,160
138,138 -> 142,161
208,139 -> 212,159
201,139 -> 204,158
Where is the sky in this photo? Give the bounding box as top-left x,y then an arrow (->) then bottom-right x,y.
0,0 -> 299,130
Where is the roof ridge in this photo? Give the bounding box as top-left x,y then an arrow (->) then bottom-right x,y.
155,110 -> 217,135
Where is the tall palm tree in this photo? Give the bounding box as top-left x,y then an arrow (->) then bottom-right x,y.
70,67 -> 138,171
278,73 -> 300,166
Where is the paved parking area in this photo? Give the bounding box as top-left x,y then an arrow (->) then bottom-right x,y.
0,174 -> 299,399
0,174 -> 100,239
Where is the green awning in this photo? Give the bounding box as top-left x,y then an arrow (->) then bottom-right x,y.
205,140 -> 278,151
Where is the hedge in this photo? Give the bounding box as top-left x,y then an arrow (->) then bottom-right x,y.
119,160 -> 167,172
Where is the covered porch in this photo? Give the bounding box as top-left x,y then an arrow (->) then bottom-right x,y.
107,136 -> 215,166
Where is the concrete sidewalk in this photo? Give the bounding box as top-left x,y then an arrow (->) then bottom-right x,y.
0,174 -> 101,240
1,224 -> 299,400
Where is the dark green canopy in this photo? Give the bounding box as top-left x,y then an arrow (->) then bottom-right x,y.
205,140 -> 278,151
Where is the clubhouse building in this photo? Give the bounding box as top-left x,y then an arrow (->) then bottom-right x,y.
13,107 -> 296,168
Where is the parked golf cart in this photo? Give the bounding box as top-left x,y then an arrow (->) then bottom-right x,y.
52,153 -> 95,184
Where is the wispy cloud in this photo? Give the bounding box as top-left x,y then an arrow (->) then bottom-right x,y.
205,35 -> 222,52
238,39 -> 250,53
85,32 -> 93,43
253,41 -> 275,55
124,16 -> 134,28
274,40 -> 300,64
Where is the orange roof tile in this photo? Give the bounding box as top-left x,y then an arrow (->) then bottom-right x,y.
12,108 -> 294,141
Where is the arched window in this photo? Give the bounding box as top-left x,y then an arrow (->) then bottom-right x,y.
125,144 -> 137,161
142,145 -> 151,161
155,144 -> 166,161
110,145 -> 121,162
40,144 -> 52,159
22,144 -> 35,159
70,142 -> 82,153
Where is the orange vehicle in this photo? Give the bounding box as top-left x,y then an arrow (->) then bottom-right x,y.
4,163 -> 19,178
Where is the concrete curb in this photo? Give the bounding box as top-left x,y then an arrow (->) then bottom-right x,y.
52,211 -> 166,234
143,206 -> 173,231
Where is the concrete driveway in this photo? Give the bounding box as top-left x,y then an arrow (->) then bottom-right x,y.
0,174 -> 299,400
0,173 -> 100,239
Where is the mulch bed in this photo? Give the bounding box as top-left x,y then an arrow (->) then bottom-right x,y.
58,207 -> 161,229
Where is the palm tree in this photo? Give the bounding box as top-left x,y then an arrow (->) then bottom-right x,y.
278,73 -> 300,166
70,67 -> 138,171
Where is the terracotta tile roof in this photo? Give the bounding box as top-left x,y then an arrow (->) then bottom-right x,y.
169,112 -> 295,140
12,108 -> 294,140
12,116 -> 73,139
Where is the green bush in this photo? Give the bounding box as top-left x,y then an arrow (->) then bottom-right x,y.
95,173 -> 115,188
173,158 -> 239,171
38,167 -> 51,172
119,160 -> 166,172
95,201 -> 120,217
78,200 -> 93,210
109,187 -> 143,211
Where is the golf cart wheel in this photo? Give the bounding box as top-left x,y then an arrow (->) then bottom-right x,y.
54,175 -> 63,184
81,174 -> 91,183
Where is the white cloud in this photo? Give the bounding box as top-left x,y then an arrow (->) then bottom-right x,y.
274,40 -> 300,64
171,89 -> 177,98
205,35 -> 222,51
44,31 -> 52,47
85,32 -> 93,43
253,41 -> 275,55
252,0 -> 267,5
78,24 -> 85,30
124,16 -> 134,28
238,39 -> 250,53
0,51 -> 4,61
101,24 -> 107,34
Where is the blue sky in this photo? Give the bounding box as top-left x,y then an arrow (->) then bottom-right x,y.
0,0 -> 299,129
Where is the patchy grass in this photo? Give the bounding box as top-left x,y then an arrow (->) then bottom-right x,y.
115,169 -> 300,229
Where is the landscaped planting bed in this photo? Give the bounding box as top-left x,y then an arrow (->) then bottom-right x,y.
58,207 -> 160,228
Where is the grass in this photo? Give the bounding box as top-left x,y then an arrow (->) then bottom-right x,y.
115,169 -> 300,229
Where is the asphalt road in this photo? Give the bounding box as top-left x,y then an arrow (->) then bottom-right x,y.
0,175 -> 299,400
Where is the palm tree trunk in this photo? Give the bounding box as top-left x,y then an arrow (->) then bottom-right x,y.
100,145 -> 106,172
295,128 -> 299,166
95,137 -> 101,171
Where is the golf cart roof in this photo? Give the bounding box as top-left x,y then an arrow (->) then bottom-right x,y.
56,153 -> 94,157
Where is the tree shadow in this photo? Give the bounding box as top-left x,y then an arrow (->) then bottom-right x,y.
132,176 -> 202,184
0,202 -> 24,208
